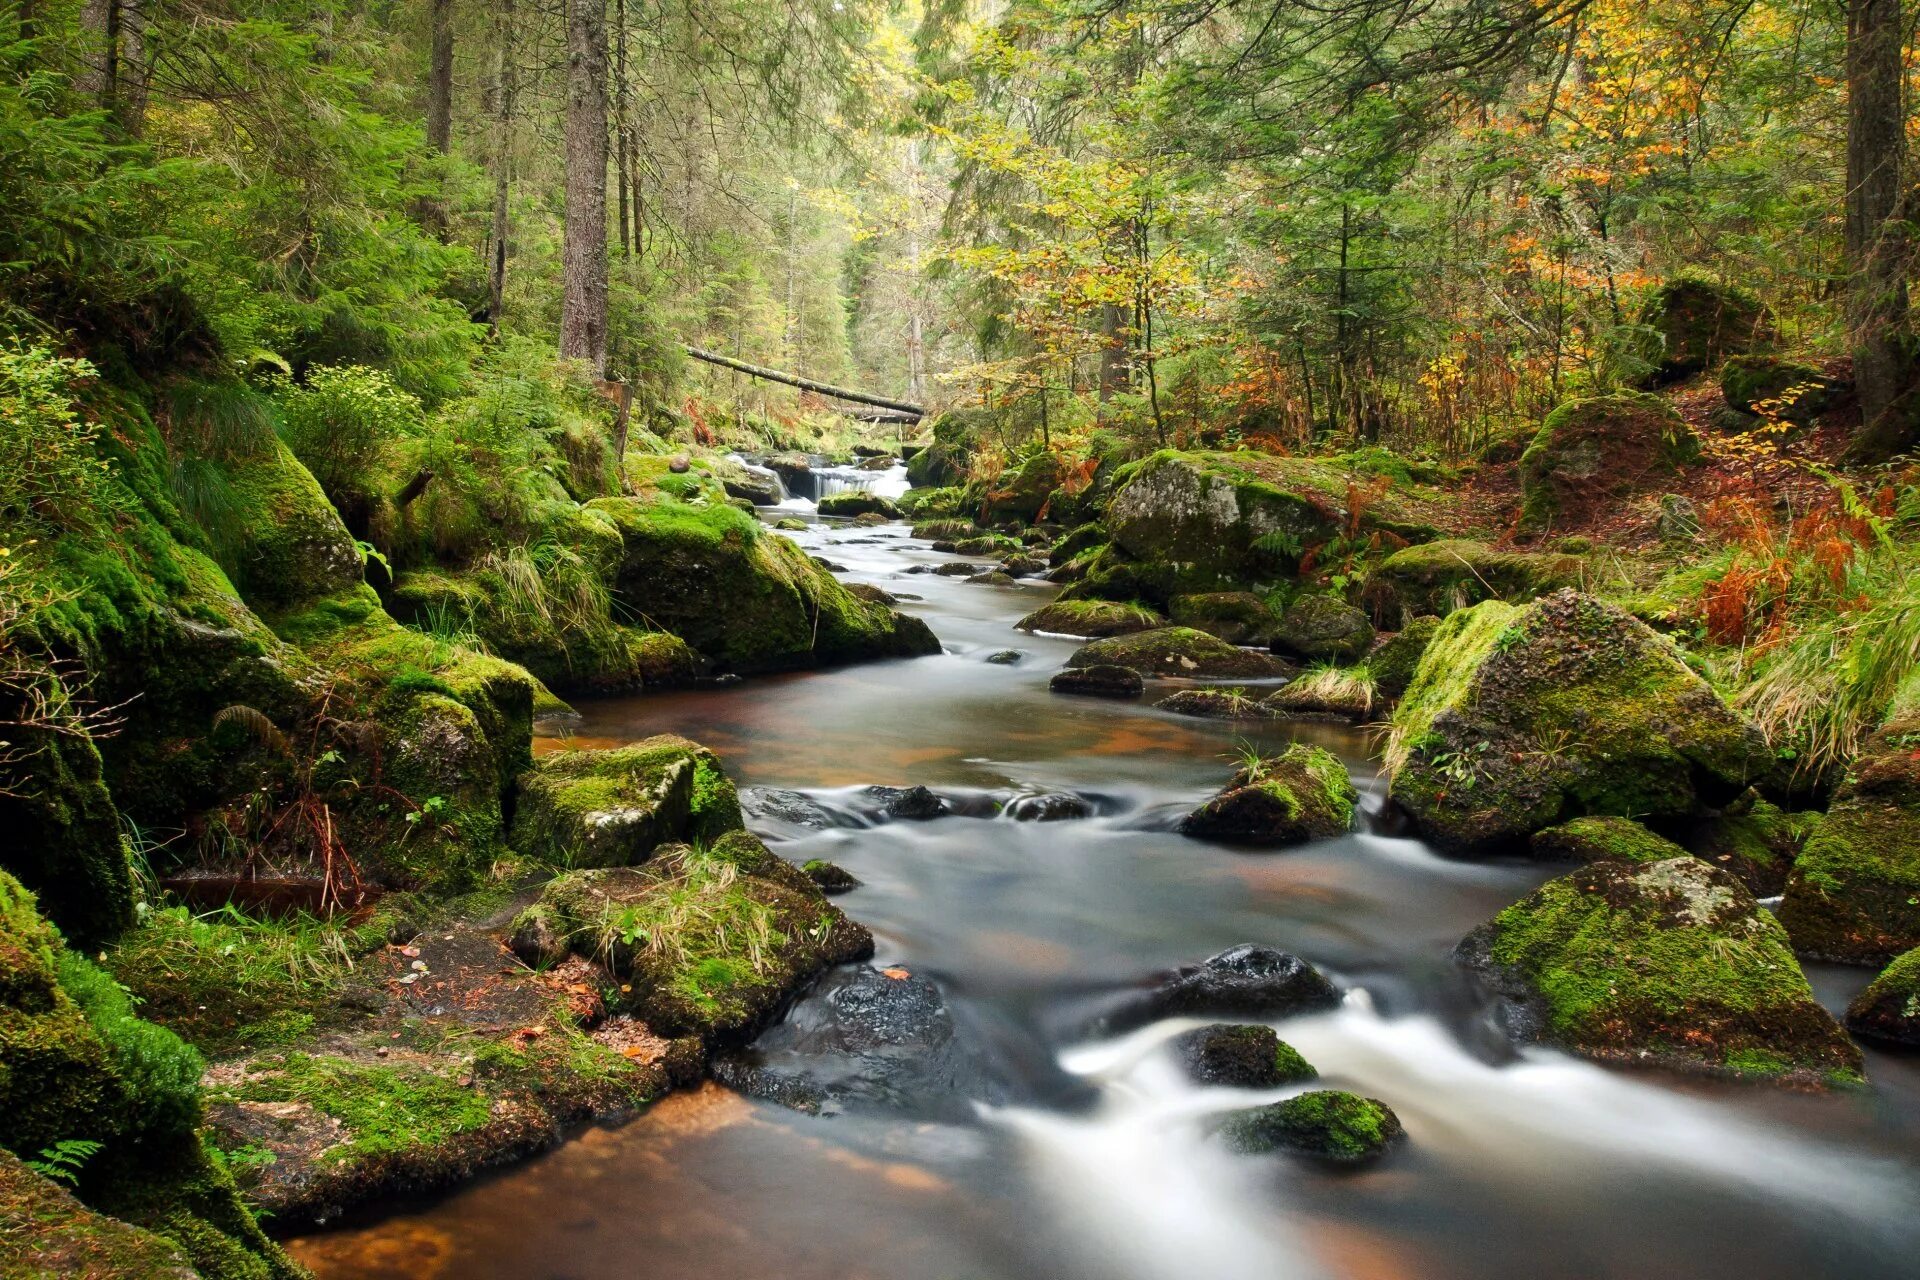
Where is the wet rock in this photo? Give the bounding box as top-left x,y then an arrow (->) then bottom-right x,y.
1172,1024 -> 1317,1089
1016,599 -> 1167,638
850,512 -> 890,527
968,571 -> 1017,586
1105,944 -> 1341,1033
711,964 -> 1007,1118
741,787 -> 838,829
933,561 -> 986,577
1529,816 -> 1688,865
984,649 -> 1025,665
1386,591 -> 1772,854
802,860 -> 862,894
866,784 -> 947,820
1180,745 -> 1357,846
913,518 -> 978,540
1217,1091 -> 1405,1164
1456,856 -> 1863,1087
858,454 -> 897,470
1519,394 -> 1699,530
774,516 -> 807,531
717,461 -> 783,506
1845,947 -> 1920,1046
1049,664 -> 1144,700
1001,554 -> 1048,578
1067,627 -> 1290,679
511,736 -> 744,868
1168,592 -> 1280,646
1271,597 -> 1375,664
818,491 -> 903,519
1156,689 -> 1277,720
767,453 -> 813,489
1003,792 -> 1093,822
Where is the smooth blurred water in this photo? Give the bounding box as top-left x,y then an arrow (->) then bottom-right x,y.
293,517 -> 1920,1280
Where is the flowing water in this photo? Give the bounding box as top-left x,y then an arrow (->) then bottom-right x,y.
293,518 -> 1920,1280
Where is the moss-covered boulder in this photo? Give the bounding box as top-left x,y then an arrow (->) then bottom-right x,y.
588,494 -> 938,674
1095,450 -> 1447,604
219,436 -> 368,615
1845,947 -> 1920,1046
978,450 -> 1068,525
904,409 -> 982,488
1180,744 -> 1356,846
1263,668 -> 1377,722
1049,664 -> 1144,699
0,1149 -> 199,1279
1719,355 -> 1844,423
526,831 -> 874,1042
1368,539 -> 1594,626
1519,395 -> 1700,530
817,490 -> 903,519
1271,595 -> 1374,664
1778,705 -> 1920,964
1456,857 -> 1862,1087
1048,523 -> 1105,567
1172,1024 -> 1316,1089
1529,816 -> 1689,865
0,728 -> 134,950
511,736 -> 744,868
1016,598 -> 1165,638
0,875 -> 297,1279
1156,689 -> 1277,720
1387,592 -> 1771,853
1636,275 -> 1770,385
1367,616 -> 1440,700
1066,626 -> 1291,679
1686,793 -> 1817,897
1217,1091 -> 1404,1164
1169,592 -> 1280,646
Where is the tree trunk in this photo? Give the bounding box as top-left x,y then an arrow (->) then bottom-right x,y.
116,0 -> 148,135
426,0 -> 454,153
1843,0 -> 1916,461
1098,304 -> 1128,400
76,0 -> 115,104
486,0 -> 516,333
613,0 -> 631,257
559,0 -> 610,371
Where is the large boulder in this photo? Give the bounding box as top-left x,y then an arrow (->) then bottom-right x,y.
1778,702 -> 1920,964
1719,355 -> 1845,424
1103,944 -> 1340,1034
1180,745 -> 1356,846
978,450 -> 1068,525
1456,857 -> 1862,1087
1636,275 -> 1770,385
1094,450 -> 1447,604
587,494 -> 938,674
1168,592 -> 1280,646
1519,395 -> 1700,531
0,728 -> 133,950
1845,947 -> 1920,1046
1367,539 -> 1593,626
1016,599 -> 1166,638
1271,595 -> 1374,664
521,831 -> 874,1042
1387,591 -> 1771,853
510,736 -> 744,868
1065,626 -> 1292,679
1217,1091 -> 1405,1164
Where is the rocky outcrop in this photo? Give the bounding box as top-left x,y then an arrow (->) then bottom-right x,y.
1719,355 -> 1845,424
1180,745 -> 1357,846
1387,591 -> 1772,853
1456,856 -> 1862,1087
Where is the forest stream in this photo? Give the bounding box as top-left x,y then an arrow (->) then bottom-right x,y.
287,511 -> 1920,1280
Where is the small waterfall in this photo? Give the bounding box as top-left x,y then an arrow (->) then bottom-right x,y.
725,453 -> 790,503
815,461 -> 909,501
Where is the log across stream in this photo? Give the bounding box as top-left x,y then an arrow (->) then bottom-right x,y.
291,516 -> 1920,1280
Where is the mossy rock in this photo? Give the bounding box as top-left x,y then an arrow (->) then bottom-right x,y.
1685,793 -> 1817,897
1049,665 -> 1144,699
1636,274 -> 1771,385
0,1148 -> 198,1279
1099,450 -> 1448,603
1066,626 -> 1291,679
1262,668 -> 1376,722
0,727 -> 134,950
1048,523 -> 1105,567
713,458 -> 783,506
216,437 -> 367,615
1015,599 -> 1166,639
1168,592 -> 1280,646
1778,709 -> 1920,964
1217,1091 -> 1404,1164
588,494 -> 938,674
979,451 -> 1068,525
801,859 -> 861,894
912,518 -> 979,541
531,832 -> 875,1042
1719,355 -> 1844,423
1456,857 -> 1862,1087
1180,744 -> 1356,846
1845,947 -> 1920,1047
511,736 -> 744,868
1387,592 -> 1771,853
1368,616 -> 1440,700
1369,539 -> 1596,626
1529,816 -> 1688,865
903,409 -> 984,488
1172,1024 -> 1316,1089
1518,394 -> 1700,531
1156,689 -> 1277,720
1271,595 -> 1374,664
774,517 -> 807,531
817,490 -> 903,519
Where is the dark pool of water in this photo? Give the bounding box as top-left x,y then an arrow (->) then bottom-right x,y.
293,518 -> 1920,1280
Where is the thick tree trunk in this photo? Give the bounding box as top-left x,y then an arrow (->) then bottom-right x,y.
76,0 -> 115,103
1098,304 -> 1128,400
1844,0 -> 1916,461
613,0 -> 631,257
426,0 -> 455,153
559,0 -> 610,371
116,0 -> 147,135
486,0 -> 516,333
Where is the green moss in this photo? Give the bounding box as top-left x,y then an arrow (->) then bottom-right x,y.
1182,743 -> 1356,845
1273,1041 -> 1316,1083
0,1148 -> 199,1279
1530,816 -> 1687,865
1368,615 -> 1440,700
1779,793 -> 1920,964
1518,395 -> 1699,530
1067,626 -> 1289,678
212,1052 -> 493,1164
1015,598 -> 1166,638
511,736 -> 744,869
1636,273 -> 1769,384
818,490 -> 903,519
1371,539 -> 1601,624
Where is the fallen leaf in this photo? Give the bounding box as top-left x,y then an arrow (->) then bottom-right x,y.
882,967 -> 911,980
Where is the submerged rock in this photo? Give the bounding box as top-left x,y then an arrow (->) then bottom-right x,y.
865,784 -> 947,821
933,561 -> 986,577
1217,1091 -> 1405,1164
1456,856 -> 1863,1087
1016,599 -> 1167,638
511,735 -> 743,868
984,649 -> 1025,665
1845,948 -> 1920,1047
1181,745 -> 1356,846
1172,1024 -> 1317,1089
1067,627 -> 1291,679
1105,944 -> 1341,1033
1386,591 -> 1771,853
1271,596 -> 1375,664
968,570 -> 1017,586
1050,664 -> 1144,700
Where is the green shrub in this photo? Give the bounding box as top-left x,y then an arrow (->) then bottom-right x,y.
0,343 -> 119,537
276,363 -> 423,504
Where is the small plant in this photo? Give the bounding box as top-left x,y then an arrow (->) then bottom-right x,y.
26,1138 -> 103,1186
1224,738 -> 1271,781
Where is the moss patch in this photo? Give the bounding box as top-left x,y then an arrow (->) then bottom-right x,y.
1530,816 -> 1687,865
1181,744 -> 1357,846
512,736 -> 745,869
1519,395 -> 1700,531
1016,598 -> 1166,638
